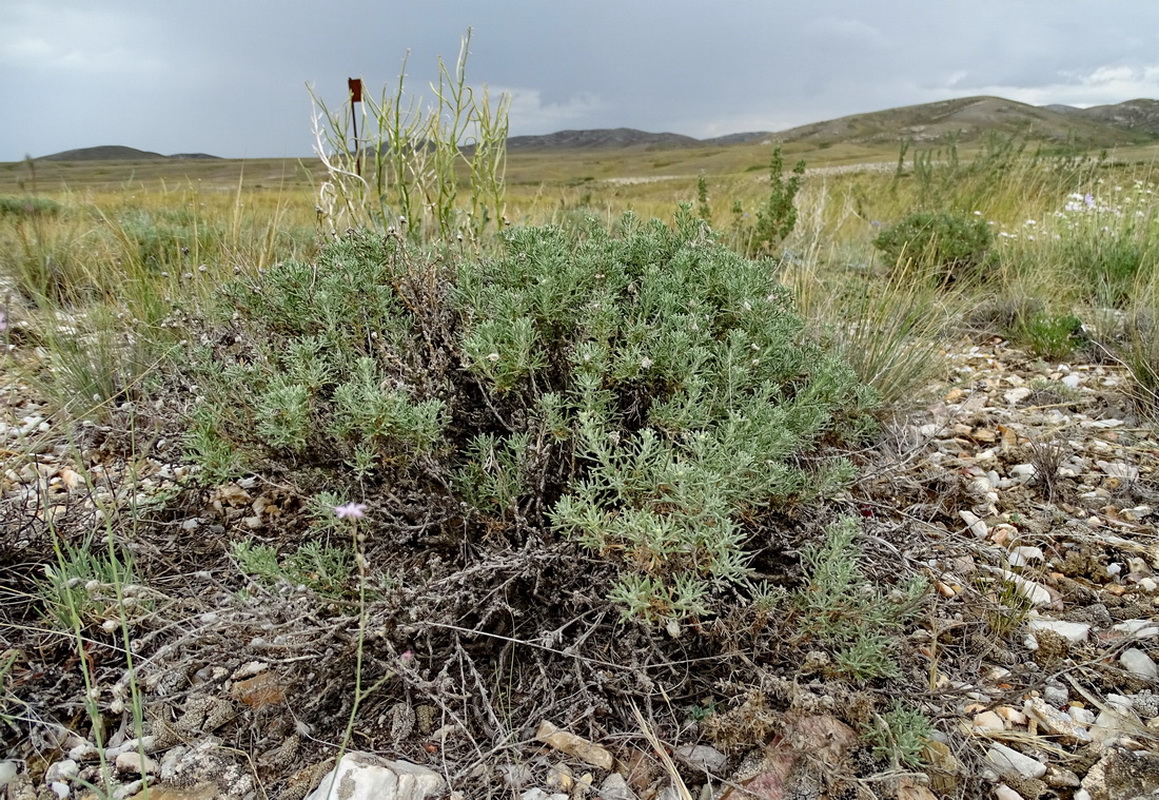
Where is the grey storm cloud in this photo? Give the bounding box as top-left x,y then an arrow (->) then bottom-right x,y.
2,0 -> 1159,160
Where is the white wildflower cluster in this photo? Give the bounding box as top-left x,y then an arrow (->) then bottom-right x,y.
987,180 -> 1159,244
1055,180 -> 1157,228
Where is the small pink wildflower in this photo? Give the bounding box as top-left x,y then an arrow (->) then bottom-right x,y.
333,501 -> 367,520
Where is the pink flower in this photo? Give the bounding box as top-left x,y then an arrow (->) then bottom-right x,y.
333,502 -> 367,520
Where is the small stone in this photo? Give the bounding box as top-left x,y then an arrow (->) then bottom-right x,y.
303,753 -> 444,800
986,742 -> 1047,780
115,752 -> 157,775
979,566 -> 1054,606
960,510 -> 989,539
972,710 -> 1006,732
1010,463 -> 1038,484
597,773 -> 636,800
896,777 -> 939,800
521,791 -> 567,800
1120,648 -> 1158,680
673,744 -> 727,774
1120,505 -> 1153,521
1027,617 -> 1090,644
1005,387 -> 1032,405
116,779 -> 144,799
1008,546 -> 1044,567
1069,706 -> 1096,727
535,722 -> 615,771
1043,765 -> 1082,788
1090,703 -> 1144,746
1043,684 -> 1068,706
1111,620 -> 1159,639
1023,698 -> 1092,744
545,763 -> 573,793
0,761 -> 16,787
994,784 -> 1023,800
995,706 -> 1028,726
45,759 -> 79,784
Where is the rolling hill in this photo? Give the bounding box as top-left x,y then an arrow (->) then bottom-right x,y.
768,96 -> 1155,147
37,146 -> 221,161
505,128 -> 702,151
30,96 -> 1159,162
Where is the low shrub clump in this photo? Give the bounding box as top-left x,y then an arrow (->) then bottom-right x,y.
0,195 -> 61,218
873,210 -> 994,284
186,209 -> 878,623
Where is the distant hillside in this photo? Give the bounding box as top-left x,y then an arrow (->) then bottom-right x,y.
28,96 -> 1159,163
702,131 -> 777,146
1078,98 -> 1159,136
506,128 -> 702,151
37,145 -> 221,161
770,96 -> 1152,147
504,97 -> 1158,153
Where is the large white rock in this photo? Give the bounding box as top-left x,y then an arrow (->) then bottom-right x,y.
304,753 -> 444,800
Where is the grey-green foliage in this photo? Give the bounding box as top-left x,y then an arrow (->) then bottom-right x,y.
187,211 -> 877,623
112,207 -> 224,272
232,538 -> 353,597
462,210 -> 876,622
903,131 -> 1030,213
794,518 -> 925,681
40,539 -> 139,632
729,146 -> 806,258
188,233 -> 449,481
866,695 -> 936,765
867,700 -> 933,768
872,211 -> 993,284
0,195 -> 61,218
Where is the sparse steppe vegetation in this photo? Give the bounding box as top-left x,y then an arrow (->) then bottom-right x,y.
3,88 -> 1159,799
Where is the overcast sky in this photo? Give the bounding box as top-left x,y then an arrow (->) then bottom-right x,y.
3,0 -> 1159,161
